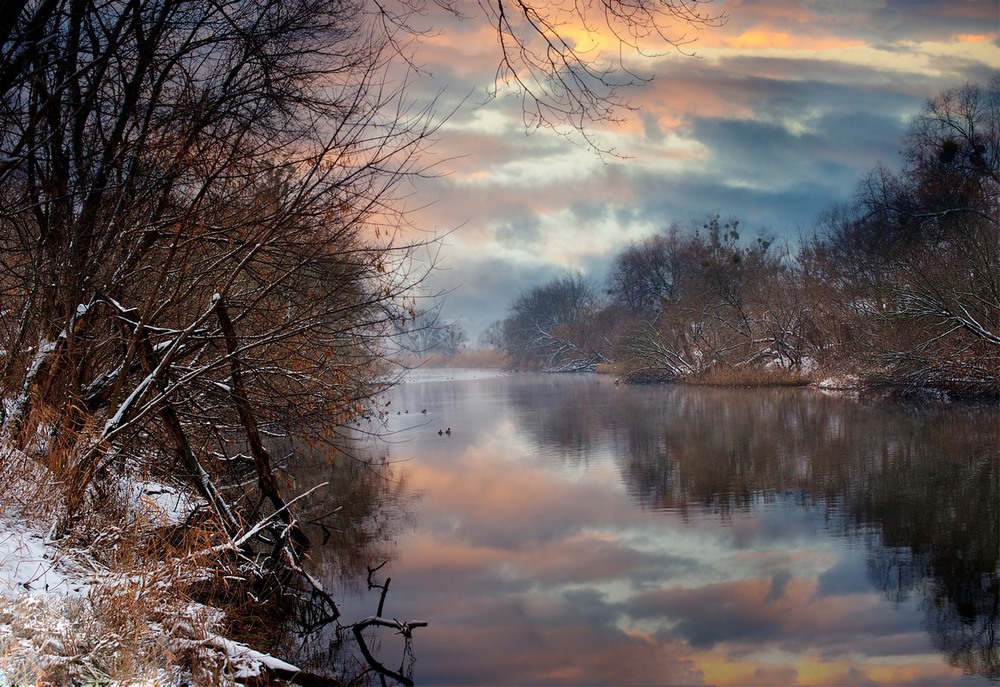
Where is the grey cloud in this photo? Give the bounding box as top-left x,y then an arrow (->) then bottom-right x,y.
425,255 -> 566,337
628,578 -> 920,652
815,556 -> 874,597
569,198 -> 614,226
641,110 -> 666,142
765,569 -> 793,602
630,172 -> 846,238
724,0 -> 995,44
495,212 -> 542,247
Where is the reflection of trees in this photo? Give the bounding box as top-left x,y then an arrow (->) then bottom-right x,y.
506,375 -> 670,464
281,435 -> 414,589
269,434 -> 417,676
855,427 -> 998,681
506,379 -> 999,679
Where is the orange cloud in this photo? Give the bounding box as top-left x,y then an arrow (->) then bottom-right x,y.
727,29 -> 864,51
956,33 -> 993,43
731,29 -> 792,49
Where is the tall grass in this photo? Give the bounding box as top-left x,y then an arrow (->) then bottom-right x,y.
0,417 -> 284,684
683,365 -> 810,387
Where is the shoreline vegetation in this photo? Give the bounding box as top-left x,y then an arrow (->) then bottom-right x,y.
396,351 -> 992,403
0,0 -> 994,680
471,81 -> 998,406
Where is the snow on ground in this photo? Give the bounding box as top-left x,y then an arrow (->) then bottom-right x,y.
0,516 -> 100,685
817,374 -> 861,391
0,518 -> 84,598
0,479 -> 305,685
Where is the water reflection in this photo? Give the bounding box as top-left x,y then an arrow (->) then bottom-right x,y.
312,371 -> 999,685
263,434 -> 419,679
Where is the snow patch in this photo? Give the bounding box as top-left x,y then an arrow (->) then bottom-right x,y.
130,481 -> 198,528
0,519 -> 86,598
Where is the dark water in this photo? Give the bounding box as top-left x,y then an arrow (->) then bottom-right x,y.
296,370 -> 999,686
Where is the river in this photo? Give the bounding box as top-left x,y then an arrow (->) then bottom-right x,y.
289,369 -> 998,686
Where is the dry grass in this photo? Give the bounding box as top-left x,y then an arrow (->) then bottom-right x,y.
0,424 -> 284,685
683,365 -> 811,388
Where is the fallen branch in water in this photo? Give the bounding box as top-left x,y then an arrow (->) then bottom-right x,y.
346,562 -> 428,687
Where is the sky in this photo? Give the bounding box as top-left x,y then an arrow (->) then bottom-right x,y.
392,0 -> 1000,340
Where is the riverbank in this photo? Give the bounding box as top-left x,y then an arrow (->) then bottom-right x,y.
0,446 -> 310,686
426,344 -> 996,403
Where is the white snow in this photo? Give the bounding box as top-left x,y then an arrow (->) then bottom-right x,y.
130,481 -> 198,528
0,475 -> 304,685
203,635 -> 302,678
0,518 -> 85,598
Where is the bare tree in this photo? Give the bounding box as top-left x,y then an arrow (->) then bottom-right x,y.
607,225 -> 689,317
394,307 -> 468,355
477,319 -> 506,350
613,216 -> 807,381
502,272 -> 605,370
818,77 -> 1000,398
408,0 -> 725,151
0,0 -> 443,628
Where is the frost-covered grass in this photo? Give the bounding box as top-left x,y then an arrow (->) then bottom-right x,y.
0,445 -> 306,686
0,592 -> 181,685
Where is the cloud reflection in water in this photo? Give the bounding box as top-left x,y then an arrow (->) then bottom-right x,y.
327,372 -> 997,686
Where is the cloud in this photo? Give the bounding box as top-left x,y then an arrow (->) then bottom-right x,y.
421,253 -> 565,334
627,577 -> 920,652
390,0 -> 999,337
816,555 -> 874,597
765,568 -> 794,601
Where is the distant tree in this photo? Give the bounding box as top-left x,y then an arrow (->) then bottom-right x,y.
477,320 -> 506,350
501,272 -> 605,370
395,308 -> 468,356
443,323 -> 468,354
607,226 -> 689,317
613,216 -> 806,381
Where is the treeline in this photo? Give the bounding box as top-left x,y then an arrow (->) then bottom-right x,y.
492,78 -> 1000,401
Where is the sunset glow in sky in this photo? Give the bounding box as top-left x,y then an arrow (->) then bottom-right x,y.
396,0 -> 1000,338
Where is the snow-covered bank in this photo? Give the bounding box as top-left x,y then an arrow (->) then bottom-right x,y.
0,466 -> 310,686
0,517 -> 315,685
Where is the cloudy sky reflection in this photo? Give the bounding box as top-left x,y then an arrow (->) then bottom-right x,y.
328,373 -> 998,685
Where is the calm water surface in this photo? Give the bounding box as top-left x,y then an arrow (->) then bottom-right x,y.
298,370 -> 998,686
